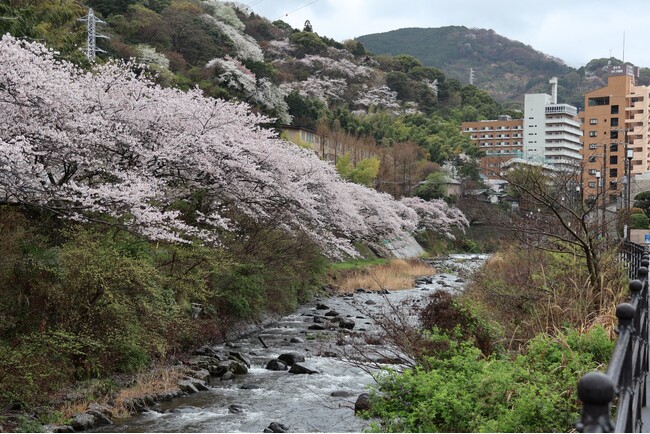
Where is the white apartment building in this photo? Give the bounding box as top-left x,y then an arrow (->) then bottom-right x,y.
523,78 -> 583,168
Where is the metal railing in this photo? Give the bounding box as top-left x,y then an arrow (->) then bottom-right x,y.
621,240 -> 646,279
576,246 -> 649,433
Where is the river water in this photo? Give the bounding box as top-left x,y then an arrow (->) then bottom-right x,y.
96,254 -> 487,433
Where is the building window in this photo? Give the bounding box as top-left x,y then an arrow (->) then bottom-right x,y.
589,118 -> 598,125
611,105 -> 619,114
588,181 -> 596,188
588,96 -> 610,106
610,130 -> 618,140
589,143 -> 598,150
588,156 -> 597,163
611,117 -> 619,127
610,169 -> 617,177
589,169 -> 597,175
589,131 -> 597,137
610,156 -> 618,165
610,143 -> 618,152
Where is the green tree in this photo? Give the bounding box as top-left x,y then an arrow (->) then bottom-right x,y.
289,31 -> 327,56
633,191 -> 650,218
414,171 -> 447,200
335,154 -> 380,187
629,211 -> 650,229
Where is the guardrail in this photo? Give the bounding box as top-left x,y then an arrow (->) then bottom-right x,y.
621,240 -> 646,279
576,246 -> 649,433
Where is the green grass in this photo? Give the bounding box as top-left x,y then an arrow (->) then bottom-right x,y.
328,258 -> 388,271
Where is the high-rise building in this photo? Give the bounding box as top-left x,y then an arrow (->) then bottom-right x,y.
523,78 -> 582,169
461,78 -> 581,179
579,63 -> 650,208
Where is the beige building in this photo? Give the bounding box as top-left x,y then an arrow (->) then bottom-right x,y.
580,63 -> 650,207
461,116 -> 524,179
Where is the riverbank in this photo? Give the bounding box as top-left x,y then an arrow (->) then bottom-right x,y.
3,255 -> 487,433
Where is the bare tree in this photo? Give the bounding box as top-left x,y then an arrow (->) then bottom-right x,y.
501,162 -> 621,294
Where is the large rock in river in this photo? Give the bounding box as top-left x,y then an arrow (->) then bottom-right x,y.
278,352 -> 305,366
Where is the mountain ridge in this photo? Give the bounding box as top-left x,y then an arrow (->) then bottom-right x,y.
356,26 -> 650,109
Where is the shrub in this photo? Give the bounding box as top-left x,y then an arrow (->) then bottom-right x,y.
366,326 -> 614,433
419,290 -> 498,356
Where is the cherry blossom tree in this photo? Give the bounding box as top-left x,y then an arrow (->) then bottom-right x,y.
0,35 -> 467,258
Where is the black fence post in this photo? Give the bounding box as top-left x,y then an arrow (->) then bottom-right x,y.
577,242 -> 649,432
576,372 -> 614,433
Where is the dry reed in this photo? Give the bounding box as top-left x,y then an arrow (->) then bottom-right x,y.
333,258 -> 435,293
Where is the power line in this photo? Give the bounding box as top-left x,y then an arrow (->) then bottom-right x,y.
274,0 -> 320,21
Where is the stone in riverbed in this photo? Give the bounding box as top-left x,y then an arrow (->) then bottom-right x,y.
228,351 -> 251,368
290,337 -> 303,344
264,422 -> 289,433
308,324 -> 326,330
265,359 -> 288,371
355,393 -> 371,414
338,318 -> 355,330
278,352 -> 305,366
71,413 -> 96,431
324,310 -> 340,317
288,363 -> 318,375
315,303 -> 330,310
177,379 -> 200,394
330,390 -> 354,397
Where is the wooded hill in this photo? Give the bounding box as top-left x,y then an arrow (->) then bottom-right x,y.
357,26 -> 650,108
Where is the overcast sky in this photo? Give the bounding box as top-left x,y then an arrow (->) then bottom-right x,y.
249,0 -> 650,68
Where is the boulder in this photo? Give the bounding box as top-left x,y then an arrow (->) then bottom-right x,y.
290,337 -> 304,344
71,413 -> 96,431
265,422 -> 289,433
240,384 -> 261,390
43,425 -> 75,433
330,390 -> 354,397
315,303 -> 330,310
208,364 -> 229,378
288,363 -> 318,375
365,300 -> 376,305
278,352 -> 305,366
308,324 -> 326,330
228,351 -> 251,368
228,360 -> 249,375
221,371 -> 235,381
177,380 -> 199,394
324,310 -> 340,317
354,393 -> 371,414
338,318 -> 355,330
355,288 -> 367,293
188,369 -> 210,383
86,410 -> 112,426
265,359 -> 288,371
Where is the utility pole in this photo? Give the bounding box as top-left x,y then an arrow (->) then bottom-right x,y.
601,143 -> 607,238
79,8 -> 108,62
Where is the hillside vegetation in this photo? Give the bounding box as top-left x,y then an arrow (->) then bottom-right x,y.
357,26 -> 650,108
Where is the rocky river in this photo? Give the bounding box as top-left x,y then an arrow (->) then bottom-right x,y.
93,254 -> 488,433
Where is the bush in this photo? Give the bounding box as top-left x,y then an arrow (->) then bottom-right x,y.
366,326 -> 614,433
0,206 -> 328,409
419,290 -> 498,356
